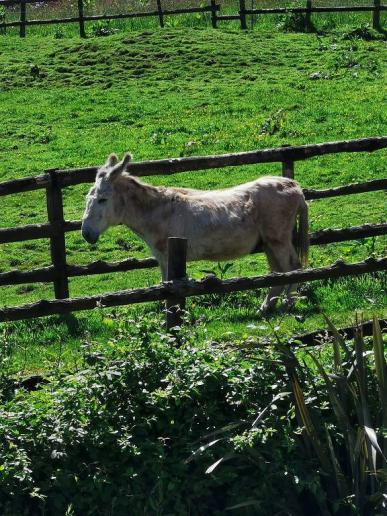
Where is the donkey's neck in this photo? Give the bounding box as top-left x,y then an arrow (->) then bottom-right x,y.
115,175 -> 170,237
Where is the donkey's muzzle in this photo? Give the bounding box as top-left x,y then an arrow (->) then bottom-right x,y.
81,225 -> 99,245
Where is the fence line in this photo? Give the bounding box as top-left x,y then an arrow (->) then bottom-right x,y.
0,222 -> 386,288
287,317 -> 387,348
0,0 -> 385,37
1,137 -> 386,197
1,189 -> 386,245
0,256 -> 385,323
0,137 -> 386,322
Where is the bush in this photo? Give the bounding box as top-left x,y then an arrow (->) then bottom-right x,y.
341,24 -> 382,41
89,20 -> 118,37
276,2 -> 315,33
0,315 -> 385,514
0,315 -> 310,515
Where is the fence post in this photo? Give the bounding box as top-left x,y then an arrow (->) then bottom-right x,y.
239,0 -> 247,29
373,0 -> 380,30
77,0 -> 86,38
156,0 -> 164,28
282,161 -> 294,179
210,0 -> 217,28
305,0 -> 312,32
165,237 -> 187,330
46,171 -> 69,299
19,0 -> 26,38
282,147 -> 295,179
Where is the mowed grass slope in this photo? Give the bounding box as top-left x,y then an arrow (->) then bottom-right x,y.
0,28 -> 386,369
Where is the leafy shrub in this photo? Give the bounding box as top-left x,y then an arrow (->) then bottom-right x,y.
276,2 -> 314,33
341,24 -> 382,41
1,315 -> 385,514
0,315 -> 311,515
89,20 -> 118,37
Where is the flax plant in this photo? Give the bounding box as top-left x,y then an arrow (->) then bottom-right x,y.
285,316 -> 387,514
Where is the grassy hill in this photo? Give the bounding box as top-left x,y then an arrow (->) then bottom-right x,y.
0,26 -> 386,372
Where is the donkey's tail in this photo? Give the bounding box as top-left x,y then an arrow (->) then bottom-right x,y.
295,197 -> 309,268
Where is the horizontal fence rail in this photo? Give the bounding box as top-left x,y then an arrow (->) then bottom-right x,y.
1,137 -> 386,197
244,6 -> 386,14
0,137 -> 386,323
289,318 -> 387,348
1,183 -> 386,244
0,257 -> 385,322
0,0 -> 385,37
0,222 -> 386,287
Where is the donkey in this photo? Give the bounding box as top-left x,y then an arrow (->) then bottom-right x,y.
81,153 -> 309,313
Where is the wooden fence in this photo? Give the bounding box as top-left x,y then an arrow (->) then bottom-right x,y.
0,0 -> 385,37
0,136 -> 386,325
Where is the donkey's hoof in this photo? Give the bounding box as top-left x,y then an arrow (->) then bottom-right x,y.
257,305 -> 275,318
280,298 -> 296,314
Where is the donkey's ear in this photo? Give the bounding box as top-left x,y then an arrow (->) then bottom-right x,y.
108,153 -> 132,182
105,153 -> 119,168
121,152 -> 133,171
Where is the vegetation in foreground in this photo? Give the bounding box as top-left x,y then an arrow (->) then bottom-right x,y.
0,315 -> 385,515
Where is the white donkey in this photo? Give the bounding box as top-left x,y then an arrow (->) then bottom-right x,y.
82,153 -> 309,313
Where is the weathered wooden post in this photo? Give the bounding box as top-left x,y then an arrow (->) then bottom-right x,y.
77,0 -> 86,38
19,0 -> 26,38
156,0 -> 164,28
46,170 -> 69,299
210,0 -> 217,28
239,0 -> 247,29
281,145 -> 295,179
282,160 -> 294,179
373,0 -> 381,30
166,237 -> 187,330
305,0 -> 312,32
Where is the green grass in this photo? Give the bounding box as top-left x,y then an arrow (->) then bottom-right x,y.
0,26 -> 386,374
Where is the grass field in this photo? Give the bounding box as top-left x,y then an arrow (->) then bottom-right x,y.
0,21 -> 386,374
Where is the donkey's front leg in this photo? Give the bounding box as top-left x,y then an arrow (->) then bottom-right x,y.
260,286 -> 284,315
159,260 -> 168,282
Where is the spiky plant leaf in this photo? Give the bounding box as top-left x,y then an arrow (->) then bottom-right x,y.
307,352 -> 352,432
322,313 -> 351,363
251,391 -> 290,428
325,426 -> 349,498
364,426 -> 387,465
291,374 -> 331,472
372,317 -> 386,392
205,453 -> 235,474
185,438 -> 224,464
225,500 -> 260,511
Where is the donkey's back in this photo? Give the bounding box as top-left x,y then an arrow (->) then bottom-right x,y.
166,175 -> 305,261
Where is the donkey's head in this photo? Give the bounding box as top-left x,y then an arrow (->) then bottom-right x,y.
81,153 -> 132,244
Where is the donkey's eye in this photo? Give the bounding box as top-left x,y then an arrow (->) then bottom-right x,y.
98,198 -> 107,204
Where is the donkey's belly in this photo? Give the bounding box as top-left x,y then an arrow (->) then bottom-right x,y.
187,232 -> 259,262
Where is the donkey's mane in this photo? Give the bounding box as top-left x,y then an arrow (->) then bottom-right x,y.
116,173 -> 171,205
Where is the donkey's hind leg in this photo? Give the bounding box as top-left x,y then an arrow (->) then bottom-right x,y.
282,244 -> 302,311
260,241 -> 293,314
